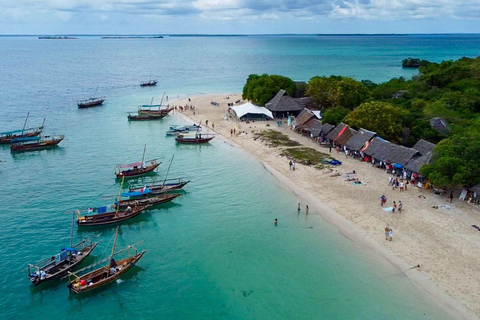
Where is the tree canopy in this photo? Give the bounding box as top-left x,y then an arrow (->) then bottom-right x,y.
242,74 -> 296,106
343,101 -> 409,143
306,76 -> 369,110
321,107 -> 349,126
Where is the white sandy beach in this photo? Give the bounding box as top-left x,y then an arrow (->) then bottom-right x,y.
172,93 -> 480,319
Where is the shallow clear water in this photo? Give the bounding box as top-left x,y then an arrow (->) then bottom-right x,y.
1,35 -> 479,319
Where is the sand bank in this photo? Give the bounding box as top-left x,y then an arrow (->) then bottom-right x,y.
172,93 -> 480,319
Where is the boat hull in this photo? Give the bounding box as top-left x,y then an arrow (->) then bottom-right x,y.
11,136 -> 64,152
113,193 -> 181,210
175,136 -> 214,144
128,114 -> 167,121
0,131 -> 42,144
29,242 -> 98,286
68,251 -> 146,294
115,163 -> 160,179
76,207 -> 148,226
78,99 -> 105,108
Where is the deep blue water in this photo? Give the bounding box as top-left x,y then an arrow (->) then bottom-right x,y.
1,35 -> 479,319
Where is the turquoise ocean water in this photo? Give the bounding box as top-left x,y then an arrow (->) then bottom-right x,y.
1,35 -> 480,319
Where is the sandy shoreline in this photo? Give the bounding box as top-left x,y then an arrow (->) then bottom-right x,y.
171,93 -> 480,319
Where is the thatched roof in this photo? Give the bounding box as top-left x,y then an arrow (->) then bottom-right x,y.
319,123 -> 335,136
310,120 -> 323,137
362,137 -> 391,159
295,109 -> 314,126
364,138 -> 420,165
387,144 -> 420,166
470,183 -> 480,194
296,97 -> 315,109
430,117 -> 451,134
265,90 -> 304,112
335,127 -> 357,146
345,128 -> 377,151
326,123 -> 347,141
412,139 -> 435,155
405,151 -> 433,173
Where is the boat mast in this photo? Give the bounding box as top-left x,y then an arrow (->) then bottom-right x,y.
116,176 -> 125,214
162,154 -> 175,186
40,118 -> 46,132
158,92 -> 166,111
70,210 -> 75,247
141,144 -> 147,165
93,87 -> 98,99
111,227 -> 119,258
21,112 -> 30,135
150,96 -> 154,107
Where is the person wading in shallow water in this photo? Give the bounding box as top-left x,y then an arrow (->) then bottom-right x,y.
274,218 -> 278,226
297,203 -> 301,213
306,205 -> 309,214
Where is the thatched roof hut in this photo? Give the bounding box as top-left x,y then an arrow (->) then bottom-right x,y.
326,123 -> 347,141
405,151 -> 433,173
470,183 -> 480,194
265,89 -> 305,118
295,109 -> 316,127
387,144 -> 420,166
362,137 -> 391,160
430,117 -> 451,134
345,128 -> 377,151
319,123 -> 335,137
335,127 -> 357,146
310,120 -> 324,138
412,139 -> 435,155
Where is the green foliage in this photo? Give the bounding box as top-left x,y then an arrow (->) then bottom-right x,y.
402,58 -> 430,68
322,107 -> 349,126
256,130 -> 301,147
344,101 -> 409,143
372,77 -> 410,100
418,57 -> 480,88
421,124 -> 480,187
306,76 -> 369,109
242,74 -> 296,106
281,147 -> 331,167
334,78 -> 371,109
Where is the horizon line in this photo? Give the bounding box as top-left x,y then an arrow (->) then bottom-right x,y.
1,33 -> 480,37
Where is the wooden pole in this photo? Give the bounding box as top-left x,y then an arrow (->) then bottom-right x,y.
111,227 -> 119,258
21,112 -> 30,135
141,144 -> 147,166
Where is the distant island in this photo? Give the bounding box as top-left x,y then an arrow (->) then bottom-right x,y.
402,58 -> 431,68
101,36 -> 164,39
38,36 -> 77,40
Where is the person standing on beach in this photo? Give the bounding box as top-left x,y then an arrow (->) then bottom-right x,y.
329,143 -> 332,152
398,201 -> 403,212
292,161 -> 295,171
297,203 -> 301,213
212,122 -> 215,130
393,201 -> 397,212
385,227 -> 389,240
388,229 -> 393,241
230,129 -> 233,136
289,160 -> 293,170
449,191 -> 454,203
306,205 -> 309,214
206,120 -> 209,127
381,195 -> 387,206
388,176 -> 393,186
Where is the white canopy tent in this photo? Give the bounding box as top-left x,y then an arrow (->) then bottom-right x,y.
229,103 -> 274,120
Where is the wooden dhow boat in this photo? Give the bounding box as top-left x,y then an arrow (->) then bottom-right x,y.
0,113 -> 44,144
68,228 -> 146,294
11,135 -> 64,152
129,178 -> 190,194
137,93 -> 173,116
140,80 -> 158,87
77,87 -> 105,108
28,239 -> 98,286
112,193 -> 181,210
176,133 -> 214,144
115,145 -> 160,179
127,113 -> 168,121
76,204 -> 149,227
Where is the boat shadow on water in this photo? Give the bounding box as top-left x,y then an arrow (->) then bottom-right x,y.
67,265 -> 145,302
10,146 -> 66,159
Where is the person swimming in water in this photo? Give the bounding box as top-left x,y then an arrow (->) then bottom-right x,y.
274,218 -> 278,226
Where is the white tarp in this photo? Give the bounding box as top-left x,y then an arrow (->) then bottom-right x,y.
230,103 -> 274,119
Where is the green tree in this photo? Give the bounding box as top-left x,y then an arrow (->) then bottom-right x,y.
343,101 -> 409,142
421,125 -> 480,187
242,74 -> 296,106
334,78 -> 371,109
306,76 -> 343,109
321,107 -> 349,126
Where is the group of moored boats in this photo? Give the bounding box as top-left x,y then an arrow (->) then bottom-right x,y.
27,147 -> 190,294
1,113 -> 64,152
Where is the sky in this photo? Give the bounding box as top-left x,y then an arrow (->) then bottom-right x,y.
1,0 -> 480,34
